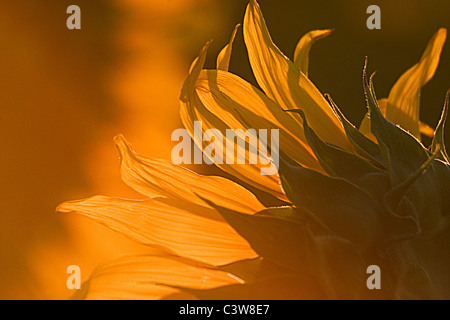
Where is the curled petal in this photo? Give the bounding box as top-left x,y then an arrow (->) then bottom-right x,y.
57,196 -> 257,266
293,29 -> 333,77
385,28 -> 447,139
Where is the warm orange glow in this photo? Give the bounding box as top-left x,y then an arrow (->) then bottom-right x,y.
2,0 -> 449,300
0,0 -> 231,299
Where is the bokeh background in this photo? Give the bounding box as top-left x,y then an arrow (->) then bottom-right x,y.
0,0 -> 449,299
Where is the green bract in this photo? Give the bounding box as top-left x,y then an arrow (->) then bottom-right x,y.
182,64 -> 450,300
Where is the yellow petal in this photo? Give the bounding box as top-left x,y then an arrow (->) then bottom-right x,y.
80,254 -> 243,300
216,24 -> 240,71
243,0 -> 352,151
57,196 -> 257,266
293,29 -> 333,77
385,28 -> 447,139
181,41 -> 212,101
180,43 -> 288,200
196,69 -> 322,171
114,134 -> 265,214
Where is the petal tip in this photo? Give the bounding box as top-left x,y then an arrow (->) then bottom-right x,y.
113,134 -> 134,161
438,28 -> 447,37
202,40 -> 213,54
56,201 -> 76,214
247,0 -> 260,14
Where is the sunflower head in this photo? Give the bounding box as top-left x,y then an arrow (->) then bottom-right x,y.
58,0 -> 449,300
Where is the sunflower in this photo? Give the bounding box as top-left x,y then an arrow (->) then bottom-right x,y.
58,0 -> 449,299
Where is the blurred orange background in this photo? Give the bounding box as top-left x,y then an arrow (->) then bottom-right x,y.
0,0 -> 448,299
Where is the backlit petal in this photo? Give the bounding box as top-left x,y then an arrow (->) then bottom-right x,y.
243,0 -> 351,150
57,196 -> 257,266
293,29 -> 333,77
385,28 -> 447,139
180,43 -> 288,200
196,70 -> 322,171
216,24 -> 240,71
114,134 -> 265,214
81,254 -> 243,300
